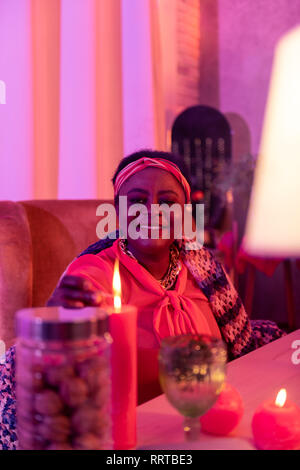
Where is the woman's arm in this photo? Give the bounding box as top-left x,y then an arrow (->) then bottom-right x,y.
47,253 -> 114,309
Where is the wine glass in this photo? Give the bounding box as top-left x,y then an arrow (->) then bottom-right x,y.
158,334 -> 227,441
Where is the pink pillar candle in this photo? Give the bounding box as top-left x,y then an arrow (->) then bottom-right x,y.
200,383 -> 244,436
252,389 -> 300,450
108,305 -> 137,450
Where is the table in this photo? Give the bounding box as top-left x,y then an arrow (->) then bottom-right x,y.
136,329 -> 300,450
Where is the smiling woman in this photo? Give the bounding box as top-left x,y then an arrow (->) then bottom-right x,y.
46,150 -> 284,402
0,149 -> 285,450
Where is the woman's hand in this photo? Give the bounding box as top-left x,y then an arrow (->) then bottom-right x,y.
47,275 -> 103,309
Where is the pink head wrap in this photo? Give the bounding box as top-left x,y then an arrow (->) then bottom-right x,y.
114,157 -> 191,201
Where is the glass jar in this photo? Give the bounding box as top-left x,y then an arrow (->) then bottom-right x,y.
16,306 -> 112,450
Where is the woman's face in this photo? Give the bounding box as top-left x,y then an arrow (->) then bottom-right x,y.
116,167 -> 186,256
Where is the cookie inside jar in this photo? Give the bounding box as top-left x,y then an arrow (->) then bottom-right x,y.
16,306 -> 112,450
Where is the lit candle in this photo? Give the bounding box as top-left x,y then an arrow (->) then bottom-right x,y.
252,388 -> 300,450
200,383 -> 244,436
108,259 -> 137,450
113,259 -> 122,312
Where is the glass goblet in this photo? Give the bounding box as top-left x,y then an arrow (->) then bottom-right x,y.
158,334 -> 227,441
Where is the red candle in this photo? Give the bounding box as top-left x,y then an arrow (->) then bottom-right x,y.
200,383 -> 244,436
252,389 -> 300,450
108,259 -> 137,450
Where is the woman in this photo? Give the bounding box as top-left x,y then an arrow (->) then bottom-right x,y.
48,149 -> 284,393
0,149 -> 284,449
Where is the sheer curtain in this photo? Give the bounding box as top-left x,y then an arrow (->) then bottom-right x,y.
0,0 -> 166,201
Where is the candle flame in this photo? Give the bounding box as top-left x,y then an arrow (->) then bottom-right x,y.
113,258 -> 122,311
275,388 -> 287,407
226,188 -> 233,204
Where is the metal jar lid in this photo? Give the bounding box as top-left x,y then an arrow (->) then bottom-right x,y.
16,306 -> 109,341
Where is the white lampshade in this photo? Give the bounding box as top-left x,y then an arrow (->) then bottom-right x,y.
245,25 -> 300,257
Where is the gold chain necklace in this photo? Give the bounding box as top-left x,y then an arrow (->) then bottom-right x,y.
118,239 -> 182,290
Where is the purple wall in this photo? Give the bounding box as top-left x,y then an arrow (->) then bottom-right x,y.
219,0 -> 300,157
220,0 -> 300,328
199,0 -> 300,327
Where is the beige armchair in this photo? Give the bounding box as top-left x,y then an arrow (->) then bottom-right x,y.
0,199 -> 109,349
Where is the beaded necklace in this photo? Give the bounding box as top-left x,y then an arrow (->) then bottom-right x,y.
118,239 -> 182,290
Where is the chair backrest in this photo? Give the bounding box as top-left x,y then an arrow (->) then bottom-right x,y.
171,105 -> 232,229
0,199 -> 112,348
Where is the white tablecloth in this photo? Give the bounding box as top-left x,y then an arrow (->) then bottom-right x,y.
136,329 -> 300,450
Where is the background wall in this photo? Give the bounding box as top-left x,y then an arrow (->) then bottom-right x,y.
219,0 -> 300,157
1,0 -> 299,198
217,0 -> 300,328
159,0 -> 203,144
160,0 -> 300,328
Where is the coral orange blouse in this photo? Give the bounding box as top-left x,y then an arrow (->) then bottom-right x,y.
65,240 -> 221,403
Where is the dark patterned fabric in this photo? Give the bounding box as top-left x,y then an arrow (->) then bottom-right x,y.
0,347 -> 17,450
77,232 -> 118,258
0,235 -> 285,449
181,243 -> 285,359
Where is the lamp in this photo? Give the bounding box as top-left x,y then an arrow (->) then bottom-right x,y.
245,25 -> 300,257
